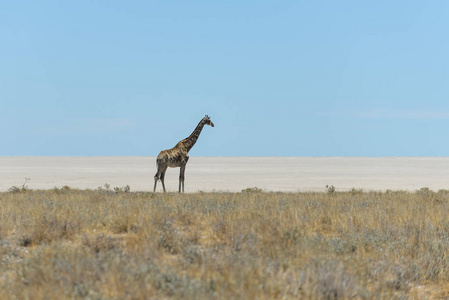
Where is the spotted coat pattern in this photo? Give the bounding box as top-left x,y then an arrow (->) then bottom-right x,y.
154,115 -> 214,192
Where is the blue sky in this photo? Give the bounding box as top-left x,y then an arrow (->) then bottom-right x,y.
1,1 -> 448,156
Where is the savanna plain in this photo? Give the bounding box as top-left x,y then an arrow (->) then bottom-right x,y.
1,187 -> 449,299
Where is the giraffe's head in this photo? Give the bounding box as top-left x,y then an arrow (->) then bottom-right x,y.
203,115 -> 214,127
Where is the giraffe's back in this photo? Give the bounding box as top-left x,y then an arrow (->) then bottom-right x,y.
157,148 -> 188,168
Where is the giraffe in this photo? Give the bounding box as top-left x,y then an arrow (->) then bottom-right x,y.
154,115 -> 214,193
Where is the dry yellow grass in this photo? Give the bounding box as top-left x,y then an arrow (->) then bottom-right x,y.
1,187 -> 449,299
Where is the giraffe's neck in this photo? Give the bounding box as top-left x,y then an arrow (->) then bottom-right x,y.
181,119 -> 206,152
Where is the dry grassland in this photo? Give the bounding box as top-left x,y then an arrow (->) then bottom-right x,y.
1,187 -> 449,299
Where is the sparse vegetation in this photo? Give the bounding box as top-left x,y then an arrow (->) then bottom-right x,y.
96,183 -> 131,194
326,184 -> 336,194
114,185 -> 131,193
241,186 -> 263,193
1,188 -> 449,298
7,178 -> 31,193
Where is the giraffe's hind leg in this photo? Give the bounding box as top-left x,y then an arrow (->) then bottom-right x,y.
153,173 -> 158,192
154,169 -> 162,192
154,161 -> 167,192
160,169 -> 167,192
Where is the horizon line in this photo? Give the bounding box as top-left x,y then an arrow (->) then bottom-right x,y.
1,155 -> 449,159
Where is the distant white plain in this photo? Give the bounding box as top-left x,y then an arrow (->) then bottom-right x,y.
1,157 -> 449,192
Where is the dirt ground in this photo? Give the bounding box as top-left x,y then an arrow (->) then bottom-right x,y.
1,156 -> 449,192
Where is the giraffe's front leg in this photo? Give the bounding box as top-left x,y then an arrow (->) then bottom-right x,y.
179,165 -> 186,193
160,170 -> 167,192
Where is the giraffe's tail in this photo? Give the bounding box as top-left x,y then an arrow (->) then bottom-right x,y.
154,158 -> 162,179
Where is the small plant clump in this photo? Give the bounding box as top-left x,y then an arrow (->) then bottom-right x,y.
350,188 -> 363,195
96,183 -> 130,193
241,187 -> 263,193
97,183 -> 111,192
326,184 -> 336,194
8,178 -> 30,193
114,185 -> 131,193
